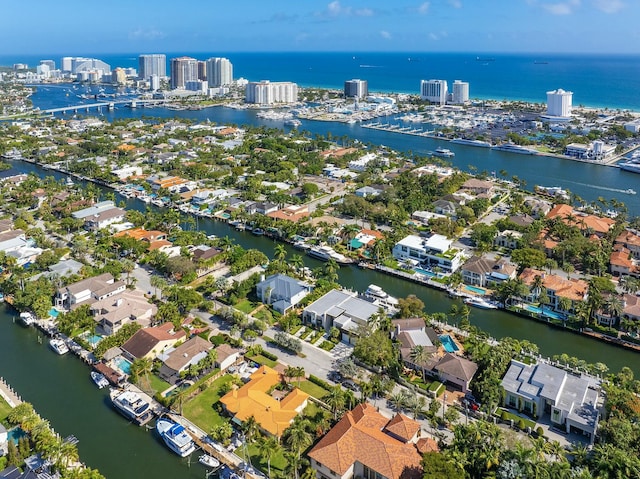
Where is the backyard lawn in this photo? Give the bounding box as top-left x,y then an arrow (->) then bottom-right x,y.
183,375 -> 234,432
297,380 -> 330,400
0,396 -> 12,425
238,444 -> 288,476
149,374 -> 171,395
235,299 -> 257,314
246,354 -> 277,368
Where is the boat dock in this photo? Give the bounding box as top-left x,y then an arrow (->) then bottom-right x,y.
0,377 -> 23,407
362,122 -> 439,139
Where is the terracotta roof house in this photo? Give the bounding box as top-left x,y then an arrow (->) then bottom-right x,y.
308,403 -> 423,479
219,365 -> 309,437
622,293 -> 640,321
434,353 -> 478,394
615,230 -> 640,259
461,178 -> 494,195
158,336 -> 213,384
120,323 -> 186,361
546,204 -> 614,237
610,246 -> 635,277
519,268 -> 588,312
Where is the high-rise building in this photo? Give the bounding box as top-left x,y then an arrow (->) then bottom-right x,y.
139,54 -> 166,80
61,57 -> 73,72
245,81 -> 298,105
451,80 -> 469,104
112,68 -> 127,85
39,60 -> 56,71
149,75 -> 161,91
170,56 -> 198,90
546,88 -> 573,117
344,79 -> 368,99
197,61 -> 207,82
420,79 -> 448,105
206,58 -> 233,87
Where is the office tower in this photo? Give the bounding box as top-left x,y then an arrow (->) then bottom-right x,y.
206,58 -> 233,87
344,79 -> 368,99
197,61 -> 207,81
39,60 -> 56,71
245,81 -> 298,105
112,68 -> 127,85
170,56 -> 198,89
452,80 -> 469,104
546,88 -> 573,117
420,79 -> 448,105
138,54 -> 167,80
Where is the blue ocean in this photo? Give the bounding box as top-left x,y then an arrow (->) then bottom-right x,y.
3,51 -> 640,110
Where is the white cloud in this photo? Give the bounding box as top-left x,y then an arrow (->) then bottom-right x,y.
128,28 -> 165,40
429,32 -> 439,40
593,0 -> 624,13
448,0 -> 462,8
327,1 -> 344,16
541,0 -> 580,15
380,30 -> 392,39
320,1 -> 374,18
418,2 -> 430,14
355,8 -> 374,16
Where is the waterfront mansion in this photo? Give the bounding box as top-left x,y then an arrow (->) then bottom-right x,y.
392,233 -> 465,273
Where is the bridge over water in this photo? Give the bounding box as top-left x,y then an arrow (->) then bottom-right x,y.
40,98 -> 169,115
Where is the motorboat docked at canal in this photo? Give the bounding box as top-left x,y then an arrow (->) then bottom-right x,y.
109,388 -> 154,426
307,245 -> 353,265
91,371 -> 109,389
156,418 -> 196,457
450,138 -> 492,148
198,454 -> 220,469
492,143 -> 539,155
363,284 -> 399,313
619,155 -> 640,174
534,185 -> 570,200
18,311 -> 36,327
284,118 -> 302,127
464,296 -> 499,309
49,337 -> 70,355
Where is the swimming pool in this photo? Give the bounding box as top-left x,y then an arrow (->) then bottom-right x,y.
415,268 -> 436,278
87,334 -> 103,346
465,285 -> 487,295
48,308 -> 59,318
439,334 -> 459,353
114,357 -> 132,375
7,427 -> 26,444
525,305 -> 565,321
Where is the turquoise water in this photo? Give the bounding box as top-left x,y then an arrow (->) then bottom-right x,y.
465,285 -> 487,295
48,308 -> 59,318
525,305 -> 565,321
439,334 -> 459,353
87,334 -> 103,346
7,427 -> 26,444
415,268 -> 436,278
114,357 -> 132,375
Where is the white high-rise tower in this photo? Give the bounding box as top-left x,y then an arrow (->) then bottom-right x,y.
546,89 -> 573,117
206,58 -> 233,87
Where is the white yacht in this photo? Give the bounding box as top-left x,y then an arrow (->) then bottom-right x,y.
307,245 -> 353,265
109,389 -> 154,426
91,371 -> 109,389
364,284 -> 399,313
450,138 -> 492,148
18,312 -> 36,327
492,143 -> 539,155
284,118 -> 301,127
534,185 -> 570,200
156,418 -> 196,457
49,338 -> 69,355
433,147 -> 455,157
198,454 -> 220,469
464,297 -> 498,309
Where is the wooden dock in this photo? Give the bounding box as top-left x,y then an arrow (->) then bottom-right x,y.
0,377 -> 23,407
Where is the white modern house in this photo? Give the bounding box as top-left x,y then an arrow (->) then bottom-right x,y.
502,360 -> 600,442
392,234 -> 464,272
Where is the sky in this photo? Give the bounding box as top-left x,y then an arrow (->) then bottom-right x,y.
1,0 -> 639,55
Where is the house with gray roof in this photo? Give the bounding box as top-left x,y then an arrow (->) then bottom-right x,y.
158,336 -> 213,384
501,360 -> 600,441
302,289 -> 381,344
391,318 -> 440,372
461,255 -> 517,287
434,353 -> 478,394
256,274 -> 312,314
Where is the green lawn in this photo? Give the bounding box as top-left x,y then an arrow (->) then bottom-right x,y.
237,443 -> 288,476
183,375 -> 234,433
297,380 -> 330,400
498,408 -> 537,430
0,396 -> 12,425
235,299 -> 257,314
148,374 -> 171,395
246,354 -> 277,368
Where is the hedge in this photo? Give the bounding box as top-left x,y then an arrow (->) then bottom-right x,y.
308,375 -> 332,391
261,350 -> 278,361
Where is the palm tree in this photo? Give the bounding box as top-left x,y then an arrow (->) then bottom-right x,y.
283,450 -> 304,479
257,435 -> 280,479
388,391 -> 407,412
409,345 -> 432,382
274,244 -> 287,263
242,415 -> 260,444
290,254 -> 304,273
325,385 -> 346,420
531,274 -> 544,298
150,275 -> 168,299
285,420 -> 312,459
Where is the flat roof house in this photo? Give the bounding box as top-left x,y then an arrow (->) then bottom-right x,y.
501,360 -> 600,441
392,233 -> 464,273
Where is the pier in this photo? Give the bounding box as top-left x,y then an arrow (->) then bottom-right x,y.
0,377 -> 23,407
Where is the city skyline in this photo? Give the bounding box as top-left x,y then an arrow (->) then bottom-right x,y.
3,0 -> 639,55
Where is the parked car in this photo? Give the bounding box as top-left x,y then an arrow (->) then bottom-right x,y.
342,380 -> 359,392
327,371 -> 343,383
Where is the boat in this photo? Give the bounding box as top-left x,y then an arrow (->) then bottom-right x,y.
18,312 -> 36,326
252,228 -> 265,236
450,138 -> 492,148
218,466 -> 241,479
91,371 -> 109,389
625,188 -> 637,195
476,56 -> 495,62
284,118 -> 301,127
433,147 -> 455,158
0,292 -> 4,302
618,159 -> 640,174
156,418 -> 196,457
363,284 -> 399,312
464,297 -> 498,309
49,337 -> 70,355
492,143 -> 539,155
109,388 -> 154,426
534,185 -> 570,200
307,245 -> 353,265
198,454 -> 220,469
65,177 -> 74,187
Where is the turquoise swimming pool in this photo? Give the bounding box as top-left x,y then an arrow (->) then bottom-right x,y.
48,308 -> 59,318
114,357 -> 132,375
415,268 -> 436,278
465,285 -> 487,295
439,334 -> 459,353
525,305 -> 565,321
